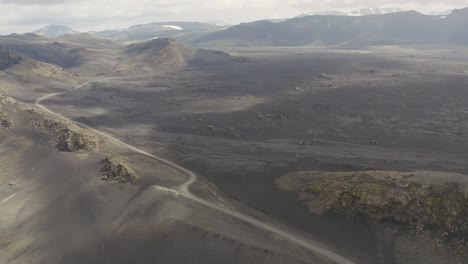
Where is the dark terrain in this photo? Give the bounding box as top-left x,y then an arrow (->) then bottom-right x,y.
40,44 -> 468,263
0,12 -> 468,263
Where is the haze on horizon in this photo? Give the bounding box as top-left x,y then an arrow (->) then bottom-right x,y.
0,0 -> 466,34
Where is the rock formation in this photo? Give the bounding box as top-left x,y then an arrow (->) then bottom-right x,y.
100,157 -> 139,183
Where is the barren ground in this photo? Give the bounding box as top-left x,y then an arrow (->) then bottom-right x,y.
37,45 -> 468,263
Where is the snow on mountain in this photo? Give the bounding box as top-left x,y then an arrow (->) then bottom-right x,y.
296,10 -> 347,17
427,10 -> 453,16
162,25 -> 183,31
296,7 -> 405,18
348,7 -> 405,16
268,18 -> 289,23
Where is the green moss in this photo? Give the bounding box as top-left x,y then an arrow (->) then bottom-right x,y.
408,187 -> 418,200
353,172 -> 374,182
455,193 -> 468,208
293,173 -> 467,236
426,196 -> 444,208
310,184 -> 324,194
350,188 -> 361,198
341,193 -> 353,206
372,185 -> 384,195
338,187 -> 364,206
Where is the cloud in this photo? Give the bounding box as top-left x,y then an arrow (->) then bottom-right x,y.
0,0 -> 64,4
0,0 -> 466,34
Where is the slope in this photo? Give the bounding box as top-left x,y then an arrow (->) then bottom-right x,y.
0,93 -> 342,264
0,45 -> 79,81
124,37 -> 239,68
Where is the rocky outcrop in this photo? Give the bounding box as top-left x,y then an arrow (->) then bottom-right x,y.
33,119 -> 97,152
276,171 -> 468,261
0,111 -> 12,137
0,97 -> 15,137
276,171 -> 468,235
0,95 -> 97,152
100,157 -> 139,184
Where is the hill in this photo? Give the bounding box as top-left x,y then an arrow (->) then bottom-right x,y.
0,33 -> 86,68
0,33 -> 121,76
124,37 -> 239,68
190,8 -> 468,46
57,33 -> 119,48
33,25 -> 80,38
0,45 -> 78,81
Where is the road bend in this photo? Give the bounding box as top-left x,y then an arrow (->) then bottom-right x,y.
34,75 -> 357,264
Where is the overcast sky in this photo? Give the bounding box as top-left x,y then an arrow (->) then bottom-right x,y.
1,0 -> 467,34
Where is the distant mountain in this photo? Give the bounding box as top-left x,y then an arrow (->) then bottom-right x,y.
33,25 -> 79,38
124,37 -> 239,68
296,11 -> 347,17
205,21 -> 233,27
0,32 -> 118,70
97,22 -> 222,44
349,7 -> 405,16
440,7 -> 468,44
57,33 -> 119,48
190,8 -> 468,46
0,45 -> 78,80
0,33 -> 85,68
297,7 -> 405,18
427,10 -> 453,16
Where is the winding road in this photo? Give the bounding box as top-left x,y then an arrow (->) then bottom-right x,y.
34,75 -> 357,264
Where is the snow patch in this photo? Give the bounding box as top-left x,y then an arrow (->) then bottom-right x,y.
269,18 -> 288,23
162,25 -> 183,31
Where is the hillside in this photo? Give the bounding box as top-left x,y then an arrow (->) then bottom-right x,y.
0,45 -> 78,81
57,33 -> 119,48
0,33 -> 122,76
0,34 -> 86,68
0,46 -> 22,70
124,37 -> 238,68
190,8 -> 468,46
0,95 -> 333,264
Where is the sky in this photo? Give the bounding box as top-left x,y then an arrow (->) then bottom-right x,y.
0,0 -> 467,34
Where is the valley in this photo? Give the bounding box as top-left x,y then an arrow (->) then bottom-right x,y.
1,7 -> 468,264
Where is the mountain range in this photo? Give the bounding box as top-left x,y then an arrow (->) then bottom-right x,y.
96,22 -> 222,44
190,7 -> 468,46
17,6 -> 468,47
296,7 -> 405,18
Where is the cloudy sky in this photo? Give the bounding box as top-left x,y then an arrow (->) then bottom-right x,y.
1,0 -> 467,34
